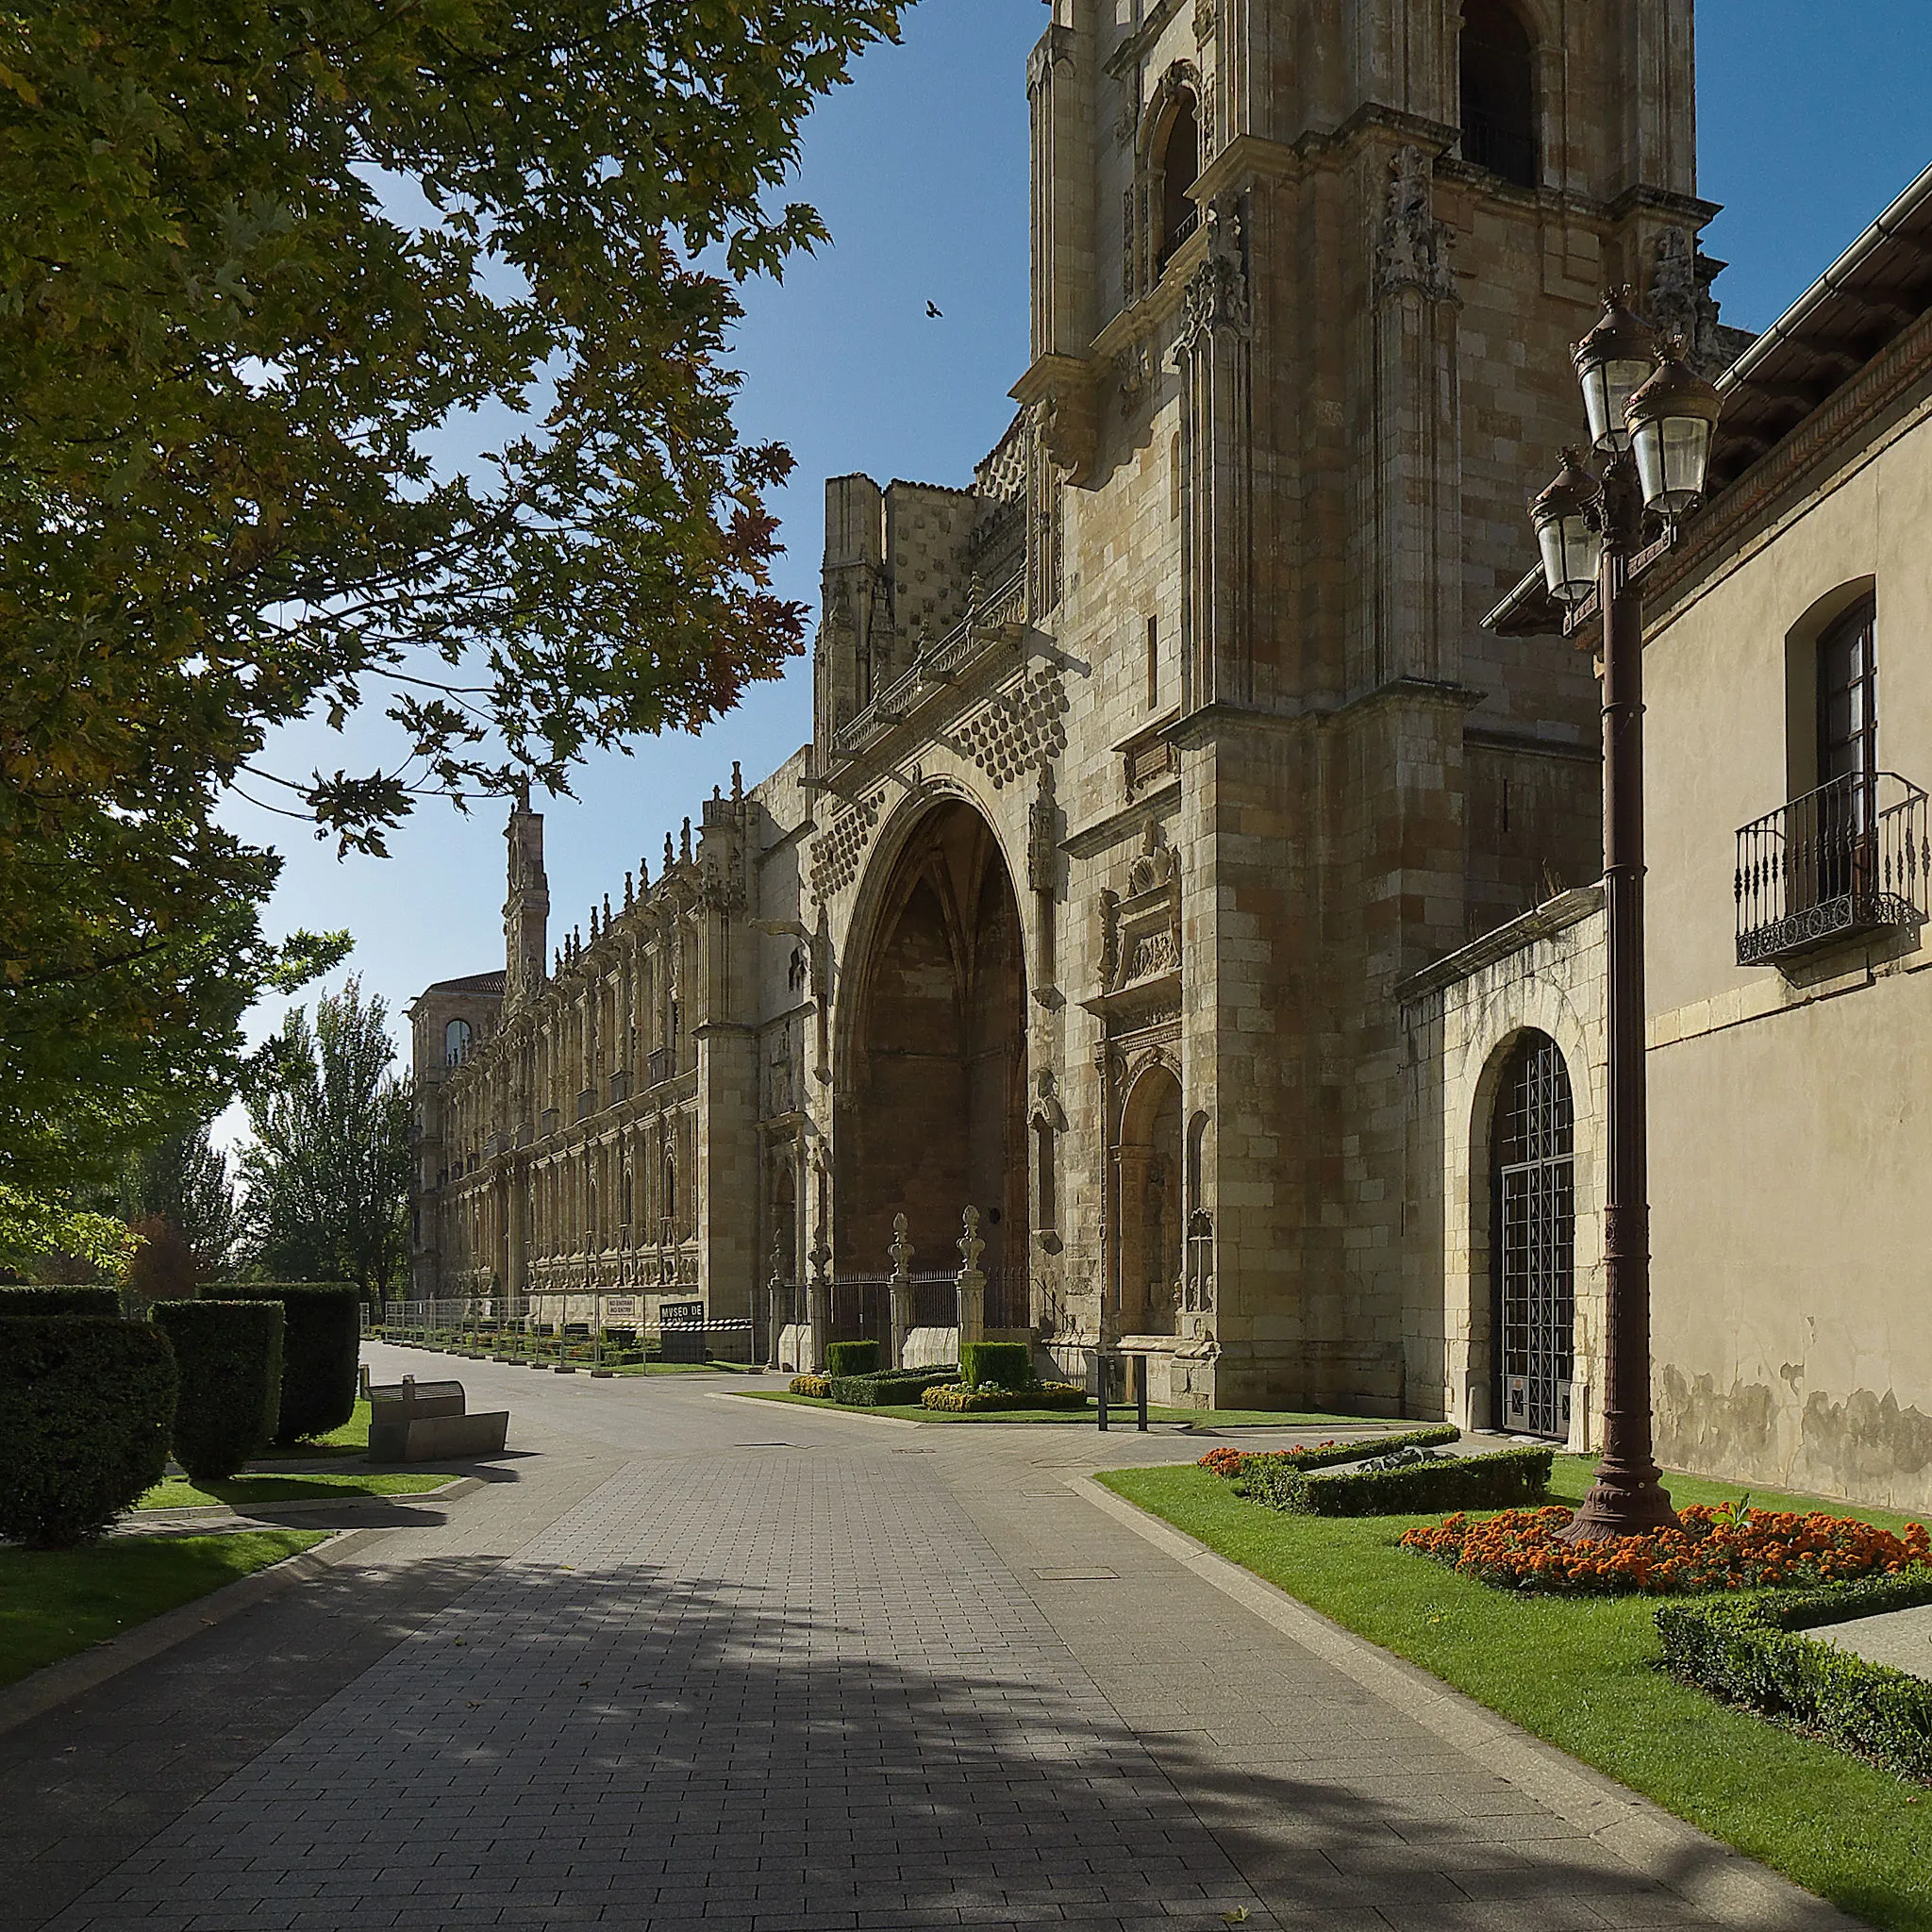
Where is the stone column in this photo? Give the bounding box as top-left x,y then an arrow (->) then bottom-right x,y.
955,1206 -> 987,1359
807,1237 -> 830,1374
757,1267 -> 780,1375
887,1216 -> 915,1371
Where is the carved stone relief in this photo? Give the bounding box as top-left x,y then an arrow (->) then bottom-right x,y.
1374,146 -> 1457,304
1649,226 -> 1726,375
1098,820 -> 1185,997
1177,193 -> 1251,349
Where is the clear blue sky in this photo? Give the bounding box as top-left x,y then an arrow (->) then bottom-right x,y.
219,0 -> 1932,1110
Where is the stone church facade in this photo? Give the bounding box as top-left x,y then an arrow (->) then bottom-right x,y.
413,3 -> 1764,1422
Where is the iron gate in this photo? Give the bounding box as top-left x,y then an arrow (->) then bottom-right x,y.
1493,1032 -> 1575,1440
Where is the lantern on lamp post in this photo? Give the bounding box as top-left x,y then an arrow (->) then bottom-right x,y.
1522,297 -> 1721,1543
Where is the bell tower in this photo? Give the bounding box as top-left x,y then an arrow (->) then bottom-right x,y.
1011,0 -> 1724,1409
504,785 -> 549,1009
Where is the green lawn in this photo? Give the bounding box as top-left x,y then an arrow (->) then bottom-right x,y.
738,1390 -> 1379,1427
0,1531 -> 327,1688
268,1397 -> 372,1460
1099,1454 -> 1932,1932
139,1470 -> 455,1509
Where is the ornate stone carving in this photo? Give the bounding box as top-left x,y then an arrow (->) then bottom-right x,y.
1374,145 -> 1457,303
954,667 -> 1070,791
808,786 -> 884,902
1031,384 -> 1097,483
1649,226 -> 1726,375
1115,340 -> 1154,412
1027,767 -> 1060,895
958,1205 -> 986,1275
1193,0 -> 1216,41
1098,821 -> 1185,996
1177,193 -> 1250,349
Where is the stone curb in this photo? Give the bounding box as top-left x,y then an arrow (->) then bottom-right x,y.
0,1524 -> 398,1742
1066,1473 -> 1864,1932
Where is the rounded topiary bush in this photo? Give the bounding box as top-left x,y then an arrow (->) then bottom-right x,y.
223,1283 -> 359,1441
824,1339 -> 880,1378
961,1340 -> 1034,1391
0,1317 -> 177,1546
152,1300 -> 285,1481
0,1285 -> 121,1318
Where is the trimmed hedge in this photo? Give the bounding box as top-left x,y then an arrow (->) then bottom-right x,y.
1224,1424 -> 1460,1489
960,1340 -> 1033,1391
827,1367 -> 958,1407
923,1380 -> 1088,1413
0,1317 -> 178,1545
222,1283 -> 358,1441
824,1339 -> 880,1378
152,1300 -> 285,1481
0,1285 -> 121,1318
1244,1444 -> 1554,1517
1657,1571 -> 1932,1782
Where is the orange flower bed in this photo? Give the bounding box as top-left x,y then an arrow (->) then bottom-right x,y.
1196,1440 -> 1346,1479
1402,1503 -> 1931,1596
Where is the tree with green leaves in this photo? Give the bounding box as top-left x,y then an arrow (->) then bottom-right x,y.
122,1119 -> 240,1281
0,0 -> 906,1191
237,978 -> 413,1299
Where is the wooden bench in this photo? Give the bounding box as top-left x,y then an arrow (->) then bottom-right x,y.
365,1373 -> 509,1463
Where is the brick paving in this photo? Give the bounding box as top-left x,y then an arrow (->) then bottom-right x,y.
8,1347 -> 1829,1932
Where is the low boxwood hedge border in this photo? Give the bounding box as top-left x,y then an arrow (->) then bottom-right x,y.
1224,1423 -> 1459,1489
1244,1443 -> 1554,1516
923,1380 -> 1088,1413
1657,1570 -> 1932,1782
828,1367 -> 958,1407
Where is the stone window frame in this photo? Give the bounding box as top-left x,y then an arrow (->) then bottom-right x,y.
1128,61 -> 1206,305
1782,576 -> 1879,805
1455,0 -> 1545,194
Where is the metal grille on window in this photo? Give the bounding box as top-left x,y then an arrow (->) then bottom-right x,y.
1494,1032 -> 1575,1440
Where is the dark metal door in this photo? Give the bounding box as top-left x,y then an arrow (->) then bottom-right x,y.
1494,1033 -> 1575,1440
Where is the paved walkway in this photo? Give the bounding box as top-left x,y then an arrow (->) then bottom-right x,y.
0,1347 -> 1850,1932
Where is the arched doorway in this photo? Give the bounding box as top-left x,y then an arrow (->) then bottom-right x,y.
1491,1030 -> 1574,1438
1118,1061 -> 1184,1337
839,802 -> 1028,1291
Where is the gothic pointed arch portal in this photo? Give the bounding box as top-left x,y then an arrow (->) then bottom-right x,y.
837,801 -> 1028,1295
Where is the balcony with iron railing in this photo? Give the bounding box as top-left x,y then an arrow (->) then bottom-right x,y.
1735,771 -> 1929,965
827,568 -> 1029,762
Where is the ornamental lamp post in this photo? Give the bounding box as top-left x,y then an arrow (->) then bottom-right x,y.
1526,290 -> 1723,1543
